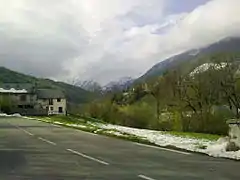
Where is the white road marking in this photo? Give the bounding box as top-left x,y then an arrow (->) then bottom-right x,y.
12,124 -> 34,136
134,143 -> 191,155
22,129 -> 34,136
66,148 -> 109,165
138,175 -> 156,180
38,137 -> 56,146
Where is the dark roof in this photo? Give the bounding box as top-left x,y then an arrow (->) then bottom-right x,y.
36,89 -> 65,99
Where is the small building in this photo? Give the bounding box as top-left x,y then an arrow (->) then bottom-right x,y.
36,89 -> 67,115
0,83 -> 67,116
0,83 -> 37,114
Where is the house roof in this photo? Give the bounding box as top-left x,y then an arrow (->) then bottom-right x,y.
0,83 -> 33,94
0,88 -> 28,94
36,89 -> 65,99
0,83 -> 34,91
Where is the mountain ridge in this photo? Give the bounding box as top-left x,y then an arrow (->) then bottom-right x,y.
136,36 -> 240,82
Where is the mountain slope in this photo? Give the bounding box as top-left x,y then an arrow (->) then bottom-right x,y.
103,77 -> 134,92
73,80 -> 102,93
137,37 -> 240,82
0,67 -> 96,104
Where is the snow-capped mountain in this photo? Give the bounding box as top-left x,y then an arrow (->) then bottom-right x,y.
103,77 -> 134,92
68,78 -> 102,92
78,80 -> 102,92
137,37 -> 240,82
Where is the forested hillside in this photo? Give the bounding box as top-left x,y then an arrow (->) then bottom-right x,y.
0,67 -> 96,104
81,53 -> 240,135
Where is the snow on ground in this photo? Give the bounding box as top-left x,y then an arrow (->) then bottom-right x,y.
0,113 -> 22,117
95,123 -> 240,160
206,137 -> 240,160
23,116 -> 240,160
0,113 -> 8,117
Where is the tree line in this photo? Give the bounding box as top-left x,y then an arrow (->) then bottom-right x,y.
81,54 -> 240,135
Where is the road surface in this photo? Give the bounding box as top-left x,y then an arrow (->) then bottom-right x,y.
0,117 -> 239,180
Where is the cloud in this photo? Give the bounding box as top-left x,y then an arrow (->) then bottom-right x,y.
0,0 -> 239,85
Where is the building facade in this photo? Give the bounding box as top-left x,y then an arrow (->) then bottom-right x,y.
36,89 -> 67,115
0,84 -> 67,115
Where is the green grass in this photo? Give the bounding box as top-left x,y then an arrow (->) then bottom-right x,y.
162,131 -> 221,141
30,115 -> 151,144
34,116 -> 99,132
34,115 -> 221,141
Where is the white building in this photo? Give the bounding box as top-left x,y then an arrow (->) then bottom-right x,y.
36,89 -> 67,115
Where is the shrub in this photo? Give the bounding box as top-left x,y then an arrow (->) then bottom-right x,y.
0,96 -> 13,114
118,102 -> 155,129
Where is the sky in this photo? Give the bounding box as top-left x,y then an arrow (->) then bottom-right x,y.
0,0 -> 240,85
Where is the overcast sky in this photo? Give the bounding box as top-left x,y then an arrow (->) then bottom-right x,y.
0,0 -> 240,85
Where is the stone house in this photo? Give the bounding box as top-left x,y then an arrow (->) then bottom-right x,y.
0,83 -> 67,115
36,89 -> 67,115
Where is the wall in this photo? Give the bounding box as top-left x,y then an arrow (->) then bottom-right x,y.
38,98 -> 67,115
0,93 -> 37,105
10,108 -> 48,116
37,99 -> 49,109
14,94 -> 37,106
0,93 -> 67,116
49,98 -> 67,115
228,120 -> 240,148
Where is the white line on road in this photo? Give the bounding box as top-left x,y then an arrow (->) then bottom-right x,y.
134,143 -> 191,155
12,124 -> 34,136
138,175 -> 156,180
22,129 -> 34,136
66,148 -> 109,165
38,137 -> 56,146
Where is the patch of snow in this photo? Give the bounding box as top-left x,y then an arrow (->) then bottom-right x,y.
103,130 -> 125,137
54,121 -> 65,125
0,113 -> 9,117
12,113 -> 22,117
66,123 -> 87,129
96,123 -> 240,160
0,113 -> 22,117
190,63 -> 227,76
206,137 -> 240,160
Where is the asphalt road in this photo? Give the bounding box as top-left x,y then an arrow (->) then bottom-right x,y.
0,117 -> 239,180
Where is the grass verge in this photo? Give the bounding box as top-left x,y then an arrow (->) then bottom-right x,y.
162,131 -> 222,141
28,116 -> 153,145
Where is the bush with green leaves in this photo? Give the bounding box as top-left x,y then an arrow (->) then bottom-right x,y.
0,96 -> 13,114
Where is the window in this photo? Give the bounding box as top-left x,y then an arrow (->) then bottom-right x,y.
20,95 -> 27,101
25,105 -> 33,109
49,99 -> 53,105
50,107 -> 54,111
57,98 -> 61,102
18,105 -> 23,109
58,107 -> 63,113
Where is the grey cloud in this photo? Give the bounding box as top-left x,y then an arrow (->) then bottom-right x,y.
0,8 -> 88,79
0,0 -> 239,86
